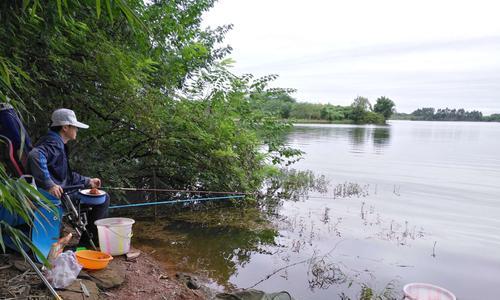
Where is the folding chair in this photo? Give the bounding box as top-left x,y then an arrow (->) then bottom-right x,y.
0,106 -> 91,299
0,135 -> 96,262
1,134 -> 63,261
58,185 -> 97,250
0,134 -> 24,176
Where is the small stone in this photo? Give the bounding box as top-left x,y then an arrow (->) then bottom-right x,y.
87,261 -> 125,289
187,279 -> 200,290
0,254 -> 12,270
58,279 -> 99,300
78,269 -> 92,279
13,259 -> 41,272
176,273 -> 200,290
126,249 -> 141,261
102,291 -> 116,297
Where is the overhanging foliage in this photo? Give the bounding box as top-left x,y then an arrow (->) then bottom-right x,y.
0,0 -> 301,230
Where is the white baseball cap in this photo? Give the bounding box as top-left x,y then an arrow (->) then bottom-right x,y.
51,108 -> 89,129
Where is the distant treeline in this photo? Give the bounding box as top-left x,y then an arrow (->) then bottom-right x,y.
392,108 -> 500,122
256,95 -> 396,124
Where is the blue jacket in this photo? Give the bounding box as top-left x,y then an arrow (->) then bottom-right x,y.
27,131 -> 89,190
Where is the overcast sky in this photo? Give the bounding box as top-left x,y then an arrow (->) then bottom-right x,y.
202,0 -> 500,114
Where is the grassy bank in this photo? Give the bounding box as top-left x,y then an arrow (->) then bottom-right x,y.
291,119 -> 355,124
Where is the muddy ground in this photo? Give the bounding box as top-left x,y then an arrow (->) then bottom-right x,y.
0,250 -> 212,300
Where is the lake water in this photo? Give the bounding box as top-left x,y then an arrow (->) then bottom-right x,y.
135,121 -> 500,299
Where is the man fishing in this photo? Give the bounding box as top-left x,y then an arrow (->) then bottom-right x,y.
27,108 -> 109,247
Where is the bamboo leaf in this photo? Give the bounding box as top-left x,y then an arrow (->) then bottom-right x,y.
117,0 -> 133,24
1,223 -> 48,265
56,0 -> 62,19
22,0 -> 31,11
117,0 -> 146,30
0,224 -> 5,253
96,0 -> 101,18
0,61 -> 11,87
105,0 -> 113,22
11,64 -> 31,81
29,0 -> 37,17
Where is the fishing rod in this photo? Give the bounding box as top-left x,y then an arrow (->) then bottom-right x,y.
18,248 -> 62,300
109,195 -> 246,210
102,187 -> 253,195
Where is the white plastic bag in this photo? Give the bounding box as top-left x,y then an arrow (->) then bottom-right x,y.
44,250 -> 82,288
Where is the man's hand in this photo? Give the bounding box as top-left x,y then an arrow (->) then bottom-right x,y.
89,178 -> 101,188
48,184 -> 64,199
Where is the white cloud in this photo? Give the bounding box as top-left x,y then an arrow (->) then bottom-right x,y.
203,0 -> 500,113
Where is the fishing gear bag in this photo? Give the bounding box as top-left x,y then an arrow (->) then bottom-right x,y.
0,103 -> 32,174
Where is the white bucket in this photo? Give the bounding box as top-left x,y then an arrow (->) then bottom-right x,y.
94,217 -> 135,255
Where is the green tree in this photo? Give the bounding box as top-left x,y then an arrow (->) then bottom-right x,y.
373,96 -> 396,119
349,96 -> 371,123
362,111 -> 385,124
485,114 -> 500,122
320,104 -> 351,121
0,0 -> 143,261
0,0 -> 302,259
290,102 -> 323,120
352,96 -> 372,111
412,107 -> 435,120
255,93 -> 297,119
1,0 -> 273,192
411,107 -> 484,121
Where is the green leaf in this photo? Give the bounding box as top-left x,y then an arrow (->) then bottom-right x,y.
0,61 -> 11,87
56,0 -> 62,19
96,0 -> 101,18
0,224 -> 5,253
11,64 -> 31,81
117,0 -> 147,30
105,0 -> 113,22
22,0 -> 31,11
29,1 -> 37,17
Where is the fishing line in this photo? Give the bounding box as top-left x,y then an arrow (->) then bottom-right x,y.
109,195 -> 245,210
102,187 -> 251,195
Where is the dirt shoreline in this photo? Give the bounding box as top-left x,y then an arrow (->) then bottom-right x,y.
0,251 -> 212,299
102,251 -> 209,300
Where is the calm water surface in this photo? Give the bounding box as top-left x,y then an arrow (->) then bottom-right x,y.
136,121 -> 500,299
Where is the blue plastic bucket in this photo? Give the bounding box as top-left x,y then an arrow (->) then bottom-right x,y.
0,189 -> 62,263
32,189 -> 63,263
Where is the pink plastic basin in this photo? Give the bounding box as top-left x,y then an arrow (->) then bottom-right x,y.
403,283 -> 456,300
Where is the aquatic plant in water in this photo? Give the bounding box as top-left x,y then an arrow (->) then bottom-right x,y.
307,256 -> 348,289
333,182 -> 370,198
339,280 -> 400,300
260,168 -> 330,213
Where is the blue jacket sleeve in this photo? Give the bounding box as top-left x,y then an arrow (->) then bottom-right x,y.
27,148 -> 56,190
70,171 -> 90,188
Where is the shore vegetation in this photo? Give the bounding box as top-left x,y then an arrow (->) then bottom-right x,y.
256,95 -> 395,125
392,107 -> 500,122
0,0 -> 301,259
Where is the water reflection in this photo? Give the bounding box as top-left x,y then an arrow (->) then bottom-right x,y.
127,165 -> 426,299
129,122 -> 500,300
349,127 -> 367,151
134,213 -> 278,288
261,169 -> 329,213
292,124 -> 391,154
373,127 -> 391,148
349,126 -> 392,152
